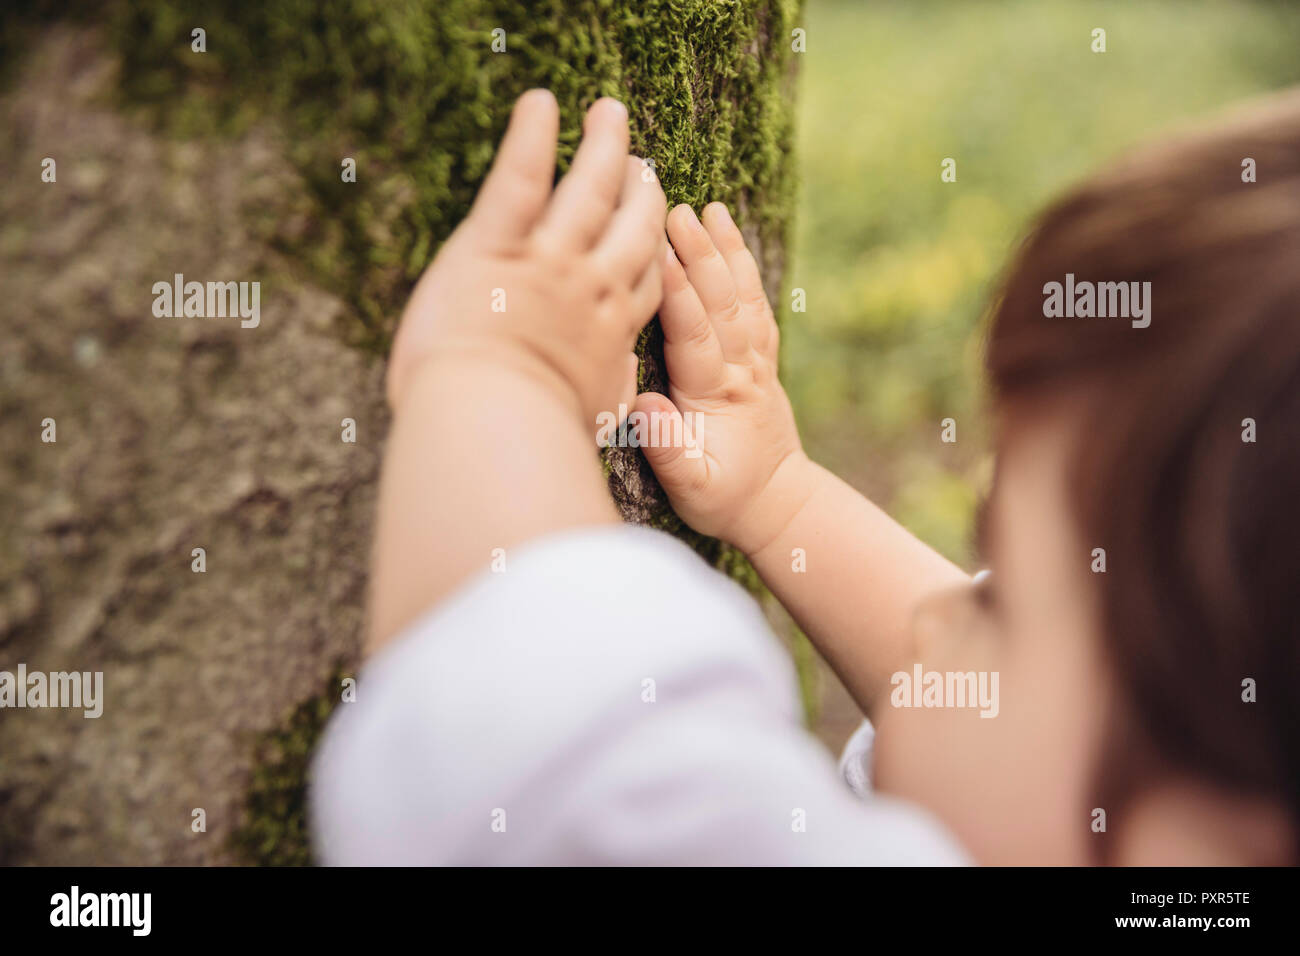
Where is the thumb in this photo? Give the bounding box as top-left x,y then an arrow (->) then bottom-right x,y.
632,392 -> 708,496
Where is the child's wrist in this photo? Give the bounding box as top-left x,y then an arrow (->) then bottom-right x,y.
731,450 -> 821,557
390,336 -> 586,426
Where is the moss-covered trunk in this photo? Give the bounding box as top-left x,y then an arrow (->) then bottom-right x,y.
0,0 -> 802,864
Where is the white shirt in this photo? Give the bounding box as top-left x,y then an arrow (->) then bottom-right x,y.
311,525 -> 968,865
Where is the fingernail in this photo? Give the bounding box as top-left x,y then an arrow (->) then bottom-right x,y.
705,201 -> 732,224
594,97 -> 626,120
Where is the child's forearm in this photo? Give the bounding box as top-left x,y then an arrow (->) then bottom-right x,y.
745,459 -> 970,716
634,202 -> 968,716
367,350 -> 618,655
365,91 -> 665,656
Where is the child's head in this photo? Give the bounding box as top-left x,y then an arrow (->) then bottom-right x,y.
874,90 -> 1300,864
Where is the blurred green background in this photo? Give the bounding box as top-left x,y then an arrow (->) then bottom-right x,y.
787,0 -> 1300,745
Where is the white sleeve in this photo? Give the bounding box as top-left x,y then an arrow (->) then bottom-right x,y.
310,525 -> 968,865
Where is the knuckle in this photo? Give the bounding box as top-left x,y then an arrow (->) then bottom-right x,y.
741,287 -> 771,311
684,317 -> 714,348
717,294 -> 744,324
533,236 -> 569,269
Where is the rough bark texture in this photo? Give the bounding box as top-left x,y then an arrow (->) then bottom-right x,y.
0,1 -> 802,864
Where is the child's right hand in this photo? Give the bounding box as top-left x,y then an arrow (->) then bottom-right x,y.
385,90 -> 665,428
634,202 -> 816,556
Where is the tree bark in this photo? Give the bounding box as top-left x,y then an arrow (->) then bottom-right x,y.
0,1 -> 801,864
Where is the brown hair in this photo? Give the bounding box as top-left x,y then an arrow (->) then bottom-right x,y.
985,89 -> 1300,861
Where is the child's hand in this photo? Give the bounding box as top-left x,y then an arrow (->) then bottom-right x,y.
634,203 -> 814,555
386,90 -> 667,428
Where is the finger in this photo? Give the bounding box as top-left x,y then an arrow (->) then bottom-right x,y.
617,352 -> 640,428
592,352 -> 641,446
467,89 -> 559,245
701,202 -> 776,356
625,246 -> 663,336
536,97 -> 630,250
666,204 -> 750,361
658,241 -> 726,393
632,392 -> 709,497
591,157 -> 667,284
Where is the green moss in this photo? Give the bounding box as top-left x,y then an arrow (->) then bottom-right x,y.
229,668 -> 349,866
99,0 -> 802,355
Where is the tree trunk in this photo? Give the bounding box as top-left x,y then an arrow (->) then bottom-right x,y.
0,0 -> 802,864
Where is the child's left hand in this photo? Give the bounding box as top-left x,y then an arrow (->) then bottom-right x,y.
633,202 -> 811,555
386,89 -> 668,429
